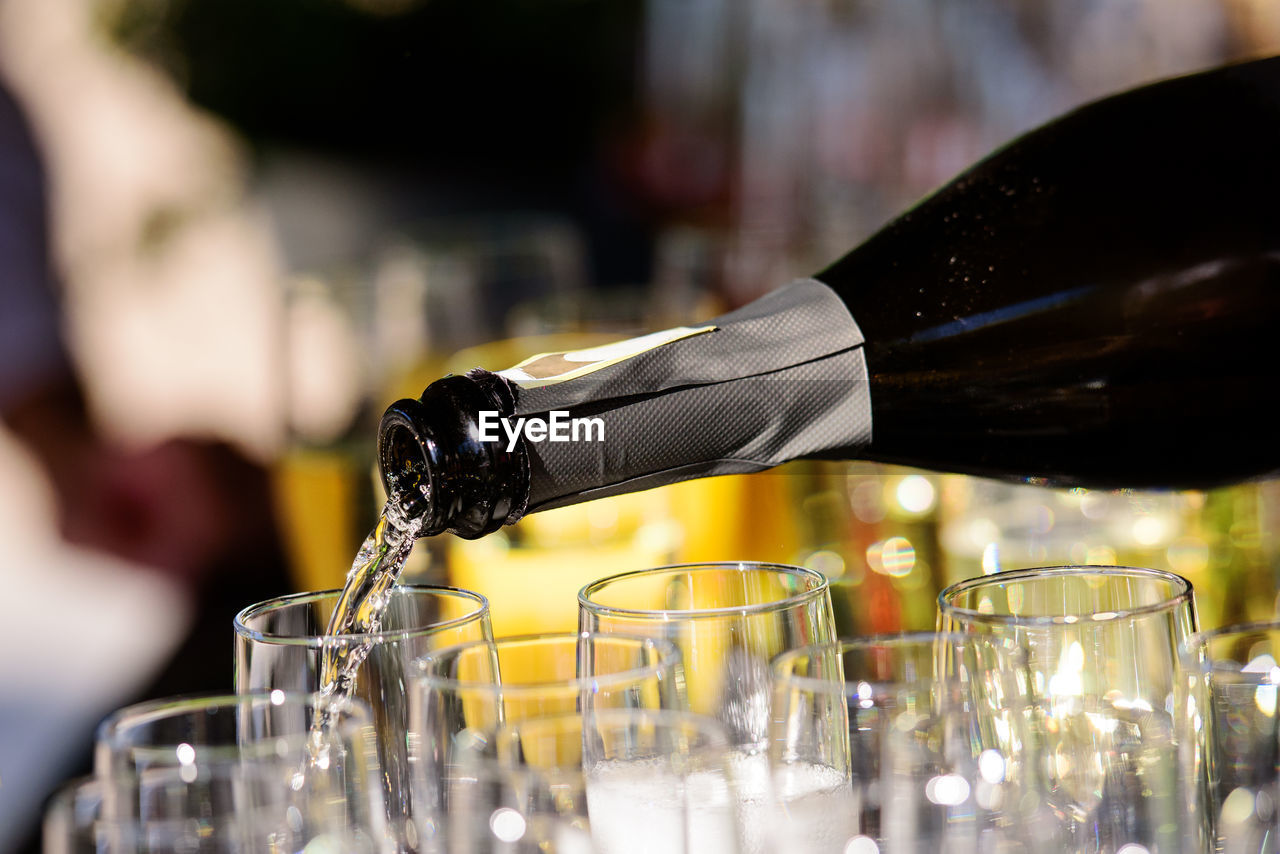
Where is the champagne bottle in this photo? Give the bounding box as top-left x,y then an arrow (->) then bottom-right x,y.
379,57 -> 1280,539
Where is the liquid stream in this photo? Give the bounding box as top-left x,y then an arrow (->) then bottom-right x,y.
309,489 -> 423,757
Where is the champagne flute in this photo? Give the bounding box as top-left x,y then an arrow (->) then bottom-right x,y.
43,776 -> 103,854
92,692 -> 387,852
939,565 -> 1198,854
44,775 -> 191,854
578,562 -> 835,853
1183,620 -> 1280,854
409,632 -> 682,850
770,633 -> 1051,854
577,562 -> 837,753
234,584 -> 492,850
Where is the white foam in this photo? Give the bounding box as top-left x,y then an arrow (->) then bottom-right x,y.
585,754 -> 852,854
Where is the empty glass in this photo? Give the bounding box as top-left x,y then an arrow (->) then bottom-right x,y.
770,633 -> 1049,854
234,584 -> 492,849
409,632 -> 682,850
578,562 -> 837,753
91,692 -> 387,852
43,776 -> 232,854
43,776 -> 104,854
1184,620 -> 1280,854
939,566 -> 1198,854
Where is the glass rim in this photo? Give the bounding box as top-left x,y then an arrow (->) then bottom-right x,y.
43,775 -> 145,843
413,631 -> 680,697
45,773 -> 360,837
771,631 -> 1019,693
95,691 -> 373,755
578,561 -> 829,620
233,583 -> 490,647
45,774 -> 102,828
1184,619 -> 1280,669
937,565 -> 1194,627
48,772 -> 100,802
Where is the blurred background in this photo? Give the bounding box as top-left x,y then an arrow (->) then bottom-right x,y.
2,0 -> 1280,848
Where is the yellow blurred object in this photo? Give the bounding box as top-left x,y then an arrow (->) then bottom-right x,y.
666,470 -> 802,565
272,448 -> 362,593
492,644 -> 580,728
446,467 -> 807,637
445,530 -> 675,637
499,714 -> 585,770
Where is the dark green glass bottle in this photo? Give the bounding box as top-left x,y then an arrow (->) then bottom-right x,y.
380,57 -> 1280,538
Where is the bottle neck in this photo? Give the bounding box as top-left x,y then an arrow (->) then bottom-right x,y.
377,371 -> 529,538
377,281 -> 872,534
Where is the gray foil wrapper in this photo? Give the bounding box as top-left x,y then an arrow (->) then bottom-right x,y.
490,279 -> 871,517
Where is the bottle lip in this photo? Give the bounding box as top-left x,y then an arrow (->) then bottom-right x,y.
377,397 -> 435,523
378,372 -> 530,538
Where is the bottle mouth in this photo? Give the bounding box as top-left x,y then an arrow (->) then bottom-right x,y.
376,371 -> 530,539
377,399 -> 434,523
